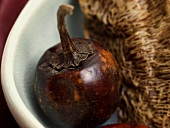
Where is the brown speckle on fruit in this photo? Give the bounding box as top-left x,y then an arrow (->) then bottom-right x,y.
102,65 -> 107,72
74,89 -> 80,101
101,56 -> 107,63
77,78 -> 83,84
111,86 -> 115,92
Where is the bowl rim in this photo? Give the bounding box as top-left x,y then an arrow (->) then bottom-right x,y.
0,0 -> 50,127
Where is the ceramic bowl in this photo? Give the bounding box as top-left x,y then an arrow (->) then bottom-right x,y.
1,0 -> 117,127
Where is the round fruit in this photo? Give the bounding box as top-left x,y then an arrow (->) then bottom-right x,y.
34,4 -> 121,128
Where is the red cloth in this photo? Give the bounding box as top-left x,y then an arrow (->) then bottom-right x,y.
0,0 -> 27,127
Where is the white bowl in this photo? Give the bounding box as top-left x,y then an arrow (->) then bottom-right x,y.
1,0 -> 117,127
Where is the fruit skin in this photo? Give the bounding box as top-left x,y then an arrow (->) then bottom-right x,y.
100,124 -> 149,128
34,38 -> 121,128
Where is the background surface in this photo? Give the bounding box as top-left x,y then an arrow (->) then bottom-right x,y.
0,0 -> 28,127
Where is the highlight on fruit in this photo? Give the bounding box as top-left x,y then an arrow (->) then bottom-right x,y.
34,4 -> 121,128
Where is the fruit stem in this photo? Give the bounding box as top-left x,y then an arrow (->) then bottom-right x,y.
49,4 -> 93,70
57,4 -> 75,58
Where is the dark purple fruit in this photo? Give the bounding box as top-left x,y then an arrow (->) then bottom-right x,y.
34,4 -> 121,128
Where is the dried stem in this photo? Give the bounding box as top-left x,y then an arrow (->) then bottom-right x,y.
57,4 -> 75,58
49,4 -> 93,70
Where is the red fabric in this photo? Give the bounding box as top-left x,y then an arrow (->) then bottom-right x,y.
0,0 -> 27,127
100,124 -> 149,128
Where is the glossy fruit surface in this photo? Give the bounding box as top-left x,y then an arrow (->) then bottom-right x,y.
34,4 -> 121,128
35,39 -> 121,128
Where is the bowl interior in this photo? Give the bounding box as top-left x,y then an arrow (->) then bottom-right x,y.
3,0 -> 117,127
